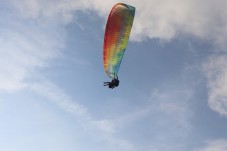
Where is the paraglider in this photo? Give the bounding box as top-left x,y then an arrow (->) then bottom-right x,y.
103,3 -> 136,89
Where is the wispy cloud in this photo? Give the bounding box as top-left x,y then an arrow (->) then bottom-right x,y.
150,88 -> 193,129
148,88 -> 194,143
0,8 -> 64,92
29,81 -> 88,117
29,80 -> 135,151
194,139 -> 227,151
111,87 -> 194,151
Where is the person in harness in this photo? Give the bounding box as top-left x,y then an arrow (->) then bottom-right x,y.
103,74 -> 119,89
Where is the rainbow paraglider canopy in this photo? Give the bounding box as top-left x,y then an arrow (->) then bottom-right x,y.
103,3 -> 135,79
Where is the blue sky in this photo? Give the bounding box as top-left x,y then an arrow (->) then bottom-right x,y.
1,0 -> 227,151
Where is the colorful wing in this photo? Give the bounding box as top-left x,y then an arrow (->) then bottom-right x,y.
103,3 -> 135,78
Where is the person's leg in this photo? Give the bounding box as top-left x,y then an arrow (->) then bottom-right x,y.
104,82 -> 110,86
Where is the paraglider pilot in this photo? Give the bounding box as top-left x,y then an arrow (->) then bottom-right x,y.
103,74 -> 119,89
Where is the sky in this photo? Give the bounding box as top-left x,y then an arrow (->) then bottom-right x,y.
1,0 -> 227,151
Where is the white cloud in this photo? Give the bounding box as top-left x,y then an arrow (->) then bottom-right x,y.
203,55 -> 227,116
129,0 -> 227,44
10,0 -> 116,23
194,139 -> 227,151
10,0 -> 227,45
